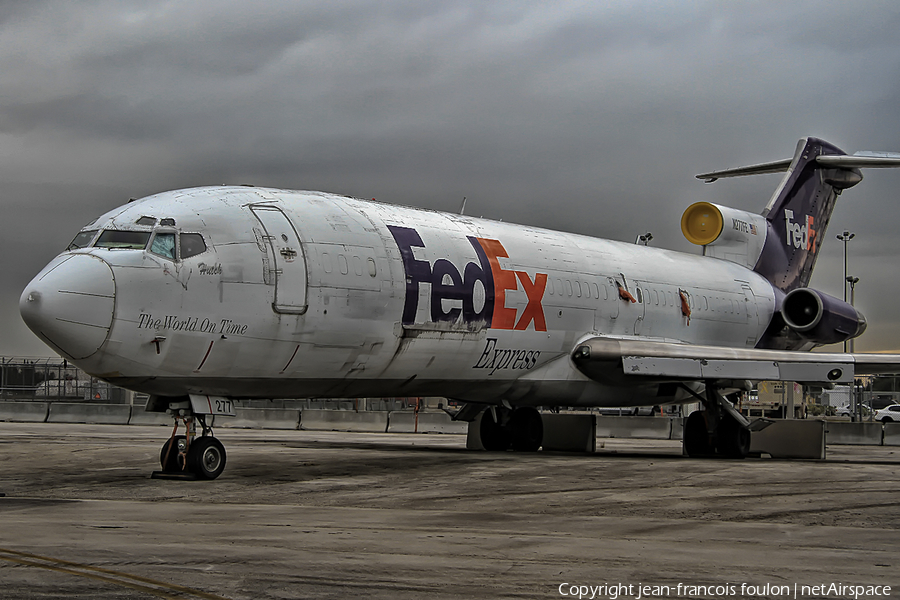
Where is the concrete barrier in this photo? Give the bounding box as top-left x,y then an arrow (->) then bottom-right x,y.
300,409 -> 388,433
128,409 -> 175,426
883,423 -> 900,446
542,413 -> 596,452
219,408 -> 300,430
387,411 -> 468,434
750,419 -> 826,459
595,416 -> 673,439
825,421 -> 883,446
0,402 -> 49,423
47,403 -> 131,425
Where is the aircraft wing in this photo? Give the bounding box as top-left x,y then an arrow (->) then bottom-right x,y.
571,337 -> 900,385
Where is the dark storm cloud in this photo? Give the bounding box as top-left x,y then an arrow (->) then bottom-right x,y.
3,0 -> 900,354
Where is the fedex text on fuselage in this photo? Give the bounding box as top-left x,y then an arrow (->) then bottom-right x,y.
388,225 -> 548,332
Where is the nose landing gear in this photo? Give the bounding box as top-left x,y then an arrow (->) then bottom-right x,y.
153,412 -> 227,480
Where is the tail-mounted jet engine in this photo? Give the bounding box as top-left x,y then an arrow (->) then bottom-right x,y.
681,202 -> 767,269
781,288 -> 867,346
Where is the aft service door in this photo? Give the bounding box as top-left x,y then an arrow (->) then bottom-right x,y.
250,206 -> 308,314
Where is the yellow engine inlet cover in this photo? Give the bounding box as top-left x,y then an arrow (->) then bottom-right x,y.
681,202 -> 724,245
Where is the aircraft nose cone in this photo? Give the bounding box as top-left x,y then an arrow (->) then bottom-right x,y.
20,254 -> 116,360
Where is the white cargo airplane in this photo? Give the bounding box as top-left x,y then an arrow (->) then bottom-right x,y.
19,137 -> 900,479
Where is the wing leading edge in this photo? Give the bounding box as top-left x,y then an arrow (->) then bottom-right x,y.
571,337 -> 900,385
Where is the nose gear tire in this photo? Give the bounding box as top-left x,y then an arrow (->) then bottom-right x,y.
187,437 -> 227,479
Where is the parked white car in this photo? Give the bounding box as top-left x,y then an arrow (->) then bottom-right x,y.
836,404 -> 870,419
874,404 -> 900,423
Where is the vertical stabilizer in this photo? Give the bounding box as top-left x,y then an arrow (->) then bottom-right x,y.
752,137 -> 861,291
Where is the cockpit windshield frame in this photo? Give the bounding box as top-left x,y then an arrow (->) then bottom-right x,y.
67,230 -> 99,251
148,230 -> 178,261
74,226 -> 208,262
94,230 -> 152,250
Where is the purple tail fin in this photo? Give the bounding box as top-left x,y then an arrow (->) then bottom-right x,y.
752,137 -> 862,291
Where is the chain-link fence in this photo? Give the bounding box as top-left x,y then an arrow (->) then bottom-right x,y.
1,357 -> 130,403
1,357 -> 436,410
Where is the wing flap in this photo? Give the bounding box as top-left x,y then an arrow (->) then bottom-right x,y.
623,356 -> 783,380
572,337 -> 894,384
621,355 -> 850,382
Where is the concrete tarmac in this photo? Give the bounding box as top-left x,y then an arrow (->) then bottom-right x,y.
0,422 -> 898,599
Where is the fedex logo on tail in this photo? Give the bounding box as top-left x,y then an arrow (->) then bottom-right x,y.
388,226 -> 547,332
784,209 -> 816,251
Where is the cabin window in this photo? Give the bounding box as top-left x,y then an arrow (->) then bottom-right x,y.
338,254 -> 349,275
565,280 -> 573,296
636,288 -> 643,303
95,230 -> 151,250
667,291 -> 674,306
584,281 -> 591,299
67,230 -> 98,251
575,281 -> 582,297
367,257 -> 377,277
180,233 -> 207,259
597,283 -> 604,300
136,216 -> 157,226
149,233 -> 177,260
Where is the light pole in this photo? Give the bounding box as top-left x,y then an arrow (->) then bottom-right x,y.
846,275 -> 860,351
846,274 -> 861,420
836,231 -> 855,352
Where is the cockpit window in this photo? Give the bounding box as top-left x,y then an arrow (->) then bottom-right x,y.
67,230 -> 98,251
95,230 -> 152,249
180,233 -> 207,259
160,218 -> 176,227
136,216 -> 157,226
149,232 -> 177,260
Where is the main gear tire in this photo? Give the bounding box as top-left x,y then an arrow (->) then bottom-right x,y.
683,411 -> 713,457
508,407 -> 543,452
187,436 -> 227,480
715,415 -> 751,459
159,435 -> 187,472
479,409 -> 511,451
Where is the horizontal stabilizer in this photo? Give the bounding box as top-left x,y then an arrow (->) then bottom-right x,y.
816,153 -> 900,168
696,159 -> 793,183
697,150 -> 900,182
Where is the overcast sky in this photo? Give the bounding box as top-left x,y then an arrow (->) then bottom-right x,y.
3,0 -> 900,356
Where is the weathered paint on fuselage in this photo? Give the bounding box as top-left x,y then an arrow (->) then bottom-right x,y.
27,186 -> 777,407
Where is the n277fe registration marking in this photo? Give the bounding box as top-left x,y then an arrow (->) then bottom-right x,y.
188,394 -> 236,416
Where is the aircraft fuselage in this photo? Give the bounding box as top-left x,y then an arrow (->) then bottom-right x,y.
21,186 -> 776,407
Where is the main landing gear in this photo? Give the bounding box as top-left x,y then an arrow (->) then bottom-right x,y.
154,411 -> 226,480
479,406 -> 543,452
682,383 -> 752,459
